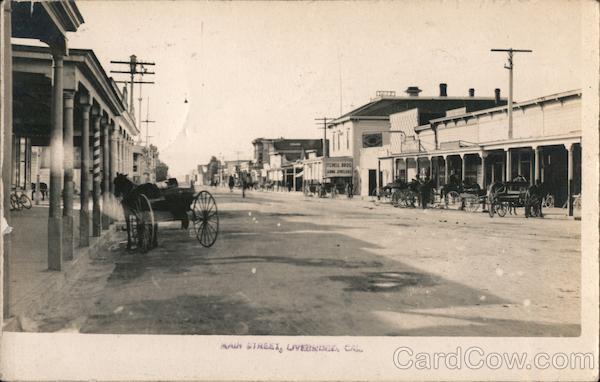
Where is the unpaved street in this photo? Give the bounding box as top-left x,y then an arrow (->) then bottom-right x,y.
31,189 -> 580,336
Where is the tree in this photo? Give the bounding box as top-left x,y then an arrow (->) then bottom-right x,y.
156,159 -> 169,181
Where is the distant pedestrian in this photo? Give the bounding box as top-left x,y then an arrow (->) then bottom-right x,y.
346,182 -> 353,199
228,176 -> 235,192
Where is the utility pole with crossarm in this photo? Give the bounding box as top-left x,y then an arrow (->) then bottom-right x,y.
491,48 -> 532,139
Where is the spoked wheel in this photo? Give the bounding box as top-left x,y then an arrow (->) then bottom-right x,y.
192,191 -> 219,248
496,202 -> 508,217
134,194 -> 155,253
19,194 -> 32,209
10,194 -> 20,211
445,191 -> 461,209
543,194 -> 555,208
464,194 -> 479,213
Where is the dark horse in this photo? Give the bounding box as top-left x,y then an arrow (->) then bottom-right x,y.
113,173 -> 194,249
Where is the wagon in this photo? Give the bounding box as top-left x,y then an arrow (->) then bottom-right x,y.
114,174 -> 219,253
459,185 -> 488,213
487,181 -> 530,218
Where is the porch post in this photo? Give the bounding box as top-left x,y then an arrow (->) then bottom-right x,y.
293,166 -> 296,191
443,155 -> 448,186
534,146 -> 541,183
79,98 -> 91,247
48,51 -> 65,271
1,0 -> 13,318
92,113 -> 102,237
405,158 -> 409,182
102,119 -> 110,229
505,148 -> 512,182
62,89 -> 75,261
480,151 -> 488,190
567,143 -> 574,216
460,153 -> 466,181
109,123 -> 118,223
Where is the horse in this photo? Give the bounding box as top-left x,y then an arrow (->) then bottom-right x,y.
113,173 -> 193,250
31,182 -> 48,200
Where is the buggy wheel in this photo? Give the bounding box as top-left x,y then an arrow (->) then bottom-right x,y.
192,190 -> 219,248
135,194 -> 155,253
464,194 -> 479,213
10,193 -> 20,210
543,194 -> 555,208
496,202 -> 507,217
446,191 -> 460,209
391,190 -> 401,207
19,193 -> 32,209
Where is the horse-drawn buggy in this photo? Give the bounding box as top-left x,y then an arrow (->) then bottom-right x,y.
114,174 -> 219,253
487,180 -> 541,218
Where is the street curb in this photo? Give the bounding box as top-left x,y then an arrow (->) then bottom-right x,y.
2,226 -> 120,331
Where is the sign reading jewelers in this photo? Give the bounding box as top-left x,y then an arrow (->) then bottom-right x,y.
324,157 -> 353,177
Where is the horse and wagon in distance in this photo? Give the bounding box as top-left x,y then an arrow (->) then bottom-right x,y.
113,173 -> 219,253
381,175 -> 545,218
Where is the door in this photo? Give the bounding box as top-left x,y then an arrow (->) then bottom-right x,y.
368,169 -> 377,196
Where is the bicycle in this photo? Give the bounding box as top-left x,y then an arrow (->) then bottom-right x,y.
10,189 -> 32,211
542,193 -> 555,208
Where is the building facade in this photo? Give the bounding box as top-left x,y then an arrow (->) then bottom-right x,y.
328,85 -> 506,195
379,89 -> 582,214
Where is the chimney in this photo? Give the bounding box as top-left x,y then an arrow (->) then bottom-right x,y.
468,88 -> 475,97
439,83 -> 447,97
405,86 -> 422,97
494,88 -> 501,104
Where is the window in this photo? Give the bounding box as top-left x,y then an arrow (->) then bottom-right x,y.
346,129 -> 350,149
337,133 -> 340,151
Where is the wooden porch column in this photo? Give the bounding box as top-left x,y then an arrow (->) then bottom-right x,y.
92,113 -> 102,237
48,51 -> 65,271
62,89 -> 75,261
1,0 -> 13,318
102,120 -> 110,229
480,151 -> 487,190
460,153 -> 466,181
79,98 -> 91,247
534,146 -> 541,183
505,148 -> 512,182
443,155 -> 448,185
292,166 -> 296,191
567,143 -> 574,216
109,123 -> 118,223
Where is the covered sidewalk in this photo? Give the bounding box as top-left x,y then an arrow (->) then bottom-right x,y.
2,1 -> 139,320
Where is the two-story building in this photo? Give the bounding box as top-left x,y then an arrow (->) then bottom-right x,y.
330,84 -> 505,196
379,89 -> 582,214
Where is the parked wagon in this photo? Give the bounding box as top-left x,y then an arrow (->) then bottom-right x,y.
114,174 -> 219,253
487,180 -> 532,218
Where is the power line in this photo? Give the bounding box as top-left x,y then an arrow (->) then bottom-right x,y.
490,48 -> 532,139
110,54 -> 156,123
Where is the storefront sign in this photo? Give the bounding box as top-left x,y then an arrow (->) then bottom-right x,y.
324,158 -> 353,177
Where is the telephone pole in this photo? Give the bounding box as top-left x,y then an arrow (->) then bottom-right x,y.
110,55 -> 155,123
315,117 -> 334,158
491,48 -> 532,139
141,97 -> 155,148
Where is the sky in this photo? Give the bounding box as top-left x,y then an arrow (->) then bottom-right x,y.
65,0 -> 584,176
